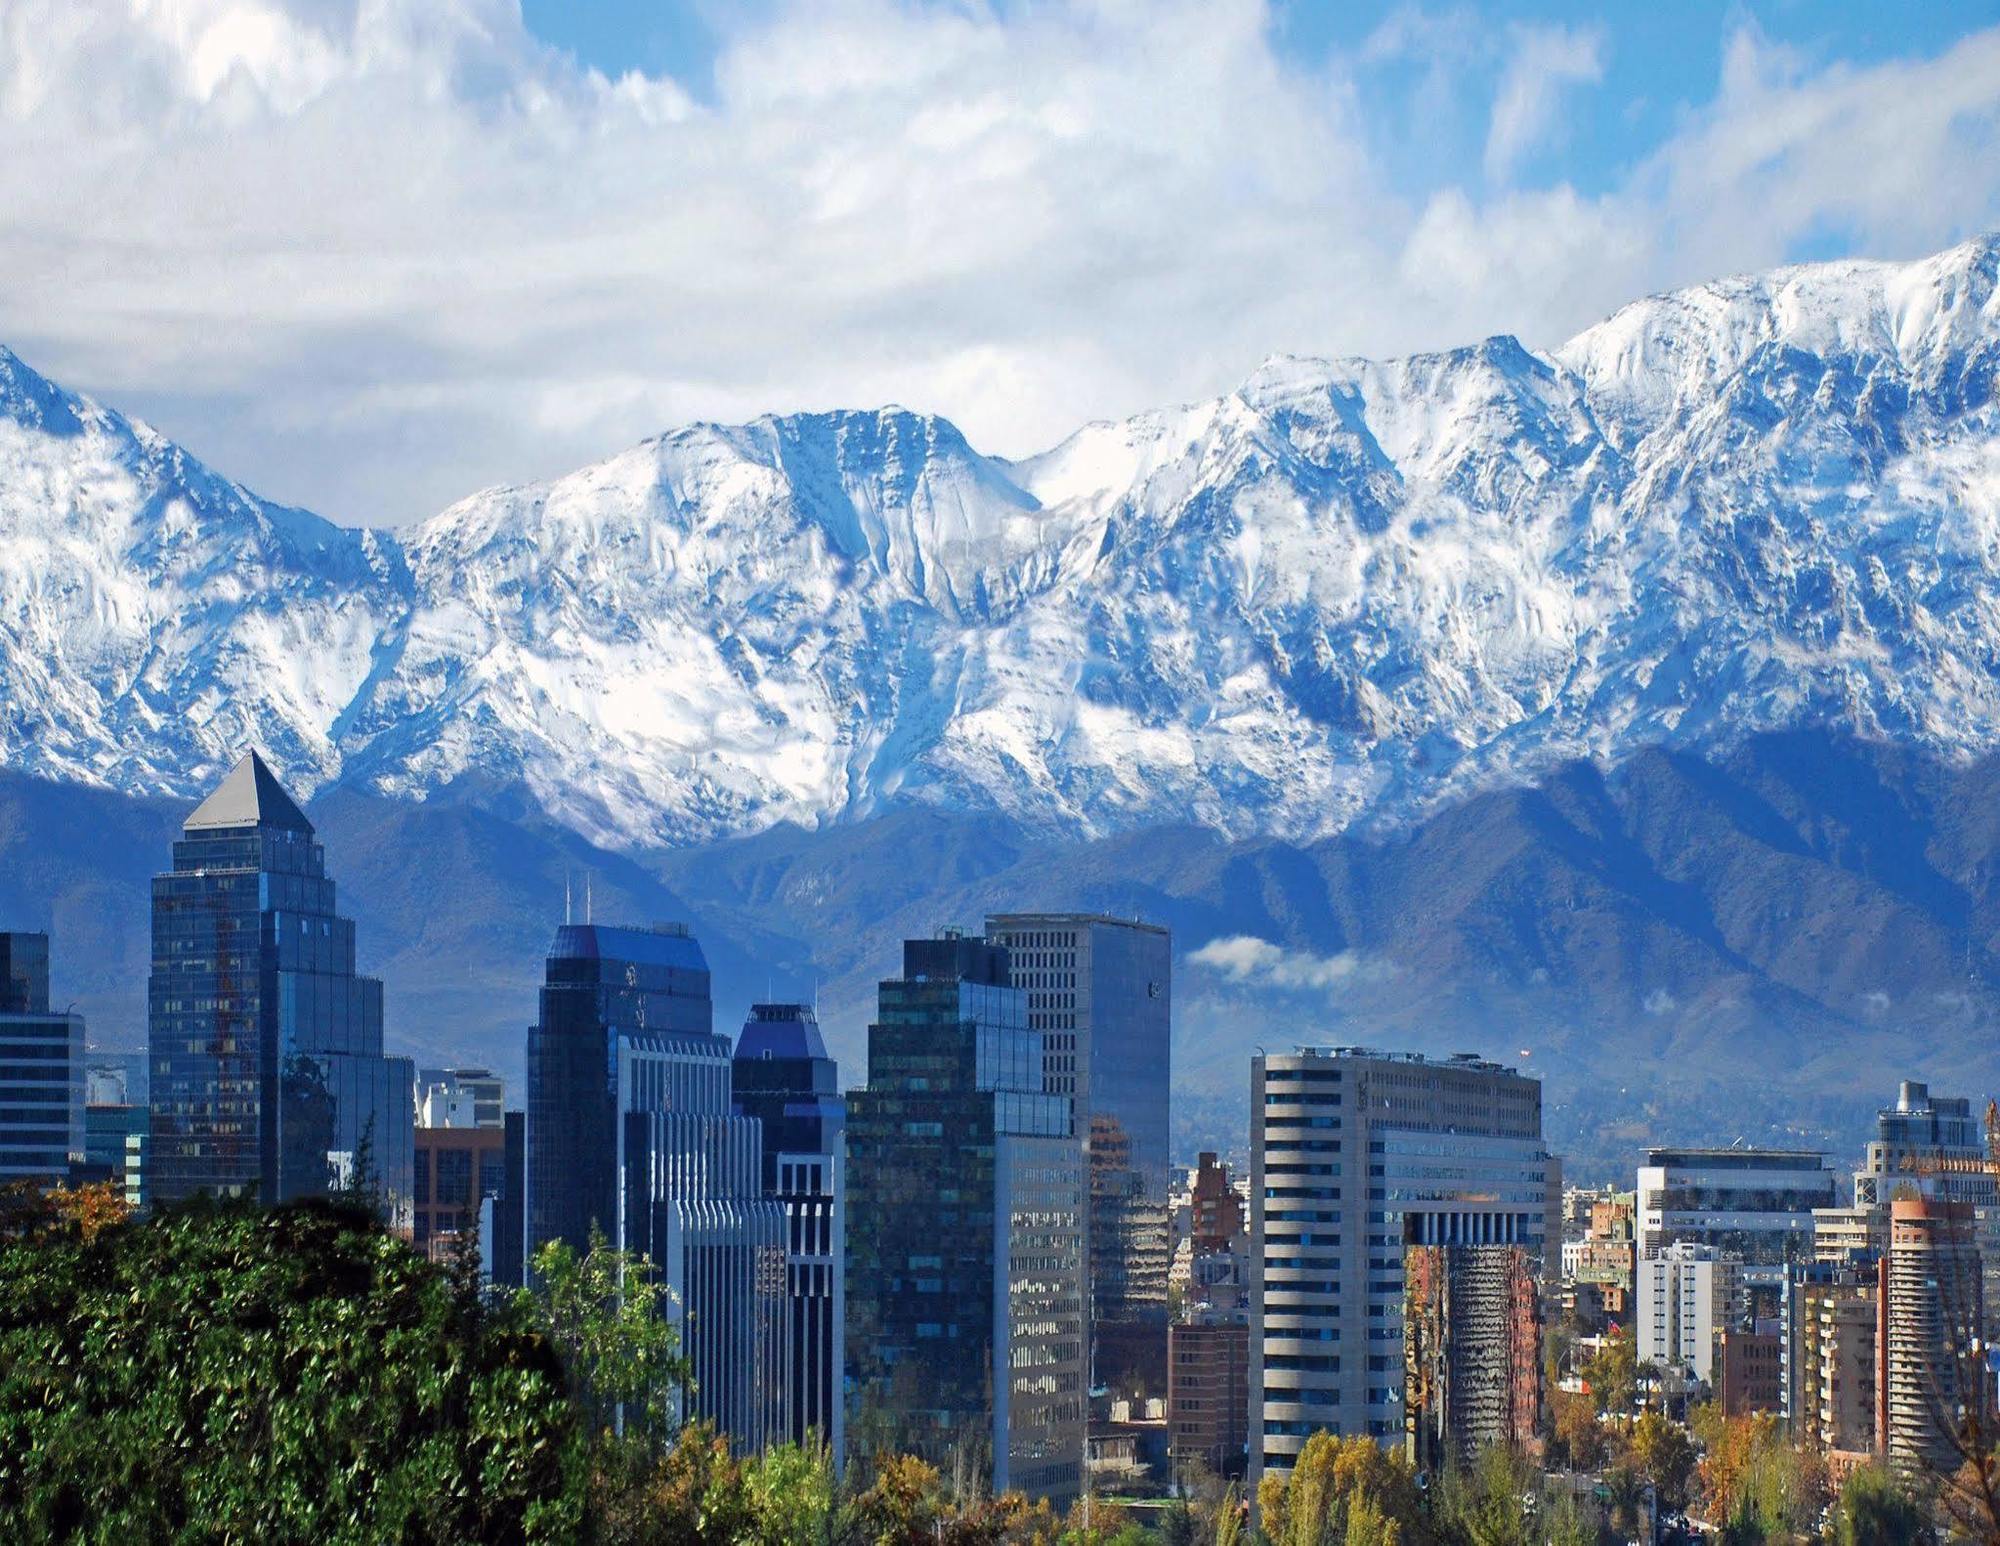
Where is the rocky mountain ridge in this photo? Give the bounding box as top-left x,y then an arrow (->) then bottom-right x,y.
5,236 -> 1999,853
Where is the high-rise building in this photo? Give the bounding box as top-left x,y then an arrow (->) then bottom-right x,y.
488,1109 -> 528,1288
1636,1148 -> 1835,1265
845,932 -> 1086,1504
1842,1082 -> 2000,1315
0,931 -> 83,1184
1793,1262 -> 1879,1458
1635,1243 -> 1741,1385
1170,1150 -> 1251,1480
81,1100 -> 147,1189
1402,1224 -> 1541,1473
1169,1320 -> 1250,1479
527,921 -> 787,1452
1249,1047 -> 1559,1484
985,913 -> 1171,1407
1190,1150 -> 1245,1254
1883,1198 -> 1983,1477
732,1002 -> 845,1458
145,754 -> 413,1213
0,930 -> 49,1015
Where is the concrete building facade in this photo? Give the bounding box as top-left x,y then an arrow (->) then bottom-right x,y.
1249,1047 -> 1558,1485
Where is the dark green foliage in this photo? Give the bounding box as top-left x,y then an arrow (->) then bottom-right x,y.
0,1196 -> 584,1544
1829,1464 -> 1927,1546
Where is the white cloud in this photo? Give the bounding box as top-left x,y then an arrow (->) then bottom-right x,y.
1189,935 -> 1397,993
0,4 -> 1996,525
1483,22 -> 1606,184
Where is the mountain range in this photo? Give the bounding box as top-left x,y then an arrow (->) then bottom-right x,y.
7,235 -> 2000,1177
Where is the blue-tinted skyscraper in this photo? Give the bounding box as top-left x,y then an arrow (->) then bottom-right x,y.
732,1003 -> 844,1458
845,932 -> 1086,1504
0,931 -> 83,1183
528,922 -> 788,1452
146,752 -> 414,1213
986,914 -> 1172,1406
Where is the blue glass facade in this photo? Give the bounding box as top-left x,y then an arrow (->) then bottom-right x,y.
845,933 -> 1086,1504
145,753 -> 414,1215
986,914 -> 1173,1403
732,1003 -> 845,1456
0,931 -> 83,1183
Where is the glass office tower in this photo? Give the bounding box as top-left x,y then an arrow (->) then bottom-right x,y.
846,932 -> 1087,1505
146,752 -> 413,1214
732,1002 -> 845,1457
0,931 -> 50,1014
0,931 -> 84,1183
986,914 -> 1173,1405
528,922 -> 788,1452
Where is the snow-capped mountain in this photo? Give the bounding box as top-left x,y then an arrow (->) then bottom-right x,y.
5,236 -> 2000,851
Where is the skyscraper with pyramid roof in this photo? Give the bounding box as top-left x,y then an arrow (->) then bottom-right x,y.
146,751 -> 414,1214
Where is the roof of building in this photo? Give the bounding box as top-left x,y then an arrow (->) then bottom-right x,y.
546,922 -> 709,973
735,1002 -> 829,1063
184,751 -> 314,834
985,912 -> 1170,937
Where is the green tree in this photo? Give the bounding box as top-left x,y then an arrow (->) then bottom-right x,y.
1828,1464 -> 1925,1546
1581,1329 -> 1637,1421
0,1195 -> 582,1544
527,1226 -> 689,1448
745,1439 -> 842,1546
1625,1409 -> 1698,1511
1432,1448 -> 1535,1546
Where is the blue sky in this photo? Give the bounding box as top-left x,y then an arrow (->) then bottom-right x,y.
3,1 -> 1998,523
522,1 -> 1993,247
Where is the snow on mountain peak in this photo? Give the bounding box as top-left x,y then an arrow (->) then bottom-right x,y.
7,235 -> 2000,850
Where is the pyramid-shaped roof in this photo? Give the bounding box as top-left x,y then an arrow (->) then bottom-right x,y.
184,751 -> 314,834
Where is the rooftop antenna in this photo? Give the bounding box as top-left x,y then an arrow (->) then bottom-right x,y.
565,868 -> 572,926
585,871 -> 593,925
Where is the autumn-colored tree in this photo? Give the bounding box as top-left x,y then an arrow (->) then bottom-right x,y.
46,1182 -> 132,1242
1549,1389 -> 1610,1471
1058,1496 -> 1136,1544
0,1179 -> 131,1243
1698,1413 -> 1824,1544
592,1421 -> 753,1545
1257,1431 -> 1421,1546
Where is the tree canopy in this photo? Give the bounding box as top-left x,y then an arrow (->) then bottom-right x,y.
0,1191 -> 583,1544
